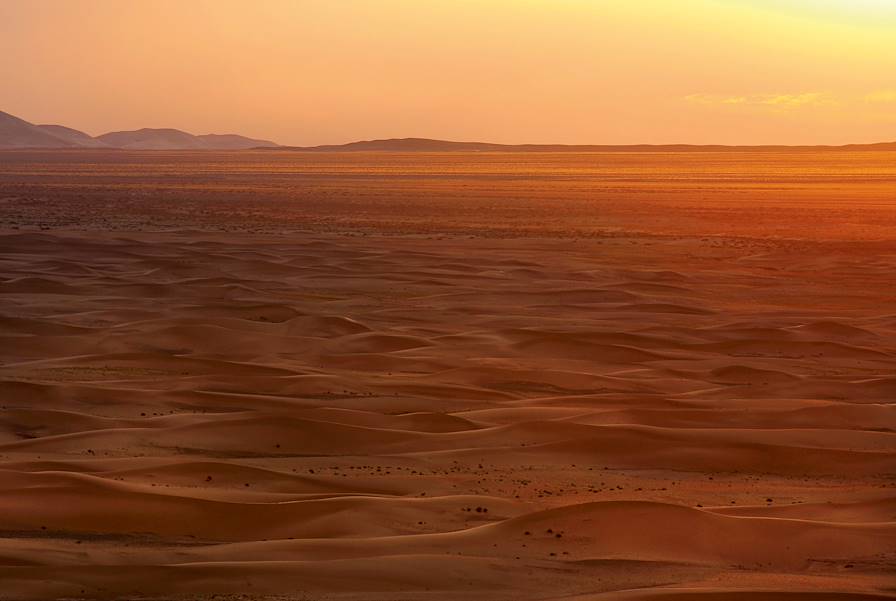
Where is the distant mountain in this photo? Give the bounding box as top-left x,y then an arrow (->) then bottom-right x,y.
96,128 -> 208,150
37,124 -> 110,148
96,128 -> 278,150
0,111 -> 279,149
0,111 -> 80,148
290,138 -> 510,152
276,137 -> 896,153
196,133 -> 280,150
3,111 -> 895,151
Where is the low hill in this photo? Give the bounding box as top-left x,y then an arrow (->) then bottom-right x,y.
0,111 -> 78,148
0,111 -> 280,149
196,133 -> 280,150
3,111 -> 894,152
96,128 -> 213,150
37,124 -> 110,148
276,137 -> 896,153
96,128 -> 279,150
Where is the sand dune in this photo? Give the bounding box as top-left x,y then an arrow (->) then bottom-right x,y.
0,151 -> 894,599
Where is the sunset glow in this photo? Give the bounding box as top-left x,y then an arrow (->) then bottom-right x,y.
3,0 -> 894,145
3,2 -> 896,600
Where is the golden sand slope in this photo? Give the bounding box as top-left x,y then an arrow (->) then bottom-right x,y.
0,228 -> 893,601
0,150 -> 895,600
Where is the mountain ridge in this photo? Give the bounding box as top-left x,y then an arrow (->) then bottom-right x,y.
2,111 -> 895,151
0,111 -> 279,150
0,111 -> 82,149
276,137 -> 896,153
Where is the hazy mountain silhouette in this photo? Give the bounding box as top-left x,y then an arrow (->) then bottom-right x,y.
95,128 -> 204,150
196,133 -> 280,150
97,128 -> 278,150
277,137 -> 896,153
0,111 -> 279,149
0,111 -> 81,148
2,111 -> 894,151
37,124 -> 110,148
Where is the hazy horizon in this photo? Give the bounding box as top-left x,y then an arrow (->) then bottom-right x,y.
3,0 -> 895,147
3,3 -> 896,599
4,107 -> 896,148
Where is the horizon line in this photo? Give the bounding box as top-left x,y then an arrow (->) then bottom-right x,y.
4,135 -> 896,152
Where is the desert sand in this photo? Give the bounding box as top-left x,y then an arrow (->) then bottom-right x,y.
0,150 -> 894,600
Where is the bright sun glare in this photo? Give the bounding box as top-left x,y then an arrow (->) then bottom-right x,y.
750,0 -> 896,19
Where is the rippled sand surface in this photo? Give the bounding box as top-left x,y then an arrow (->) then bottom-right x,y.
0,151 -> 894,600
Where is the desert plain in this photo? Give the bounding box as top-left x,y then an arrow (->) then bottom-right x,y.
0,150 -> 894,600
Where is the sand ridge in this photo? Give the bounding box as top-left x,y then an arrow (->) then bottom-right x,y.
0,151 -> 895,599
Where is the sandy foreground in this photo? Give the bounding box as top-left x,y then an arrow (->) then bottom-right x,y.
0,151 -> 894,600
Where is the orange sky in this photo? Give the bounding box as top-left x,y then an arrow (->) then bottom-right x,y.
2,0 -> 895,145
